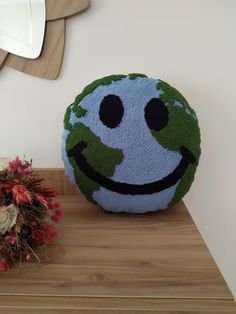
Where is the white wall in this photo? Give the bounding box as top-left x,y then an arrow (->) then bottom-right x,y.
0,0 -> 235,299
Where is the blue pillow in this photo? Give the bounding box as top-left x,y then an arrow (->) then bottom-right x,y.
62,74 -> 201,213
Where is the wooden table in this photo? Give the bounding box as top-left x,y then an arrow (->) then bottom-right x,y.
0,195 -> 235,313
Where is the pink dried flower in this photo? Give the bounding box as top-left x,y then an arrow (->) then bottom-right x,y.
51,209 -> 64,223
51,214 -> 60,223
12,185 -> 32,204
34,225 -> 58,245
54,209 -> 64,218
22,168 -> 32,175
26,254 -> 32,261
0,260 -> 10,272
0,156 -> 63,271
5,235 -> 17,245
34,194 -> 49,209
0,184 -> 12,194
53,203 -> 61,209
35,188 -> 58,198
9,156 -> 32,176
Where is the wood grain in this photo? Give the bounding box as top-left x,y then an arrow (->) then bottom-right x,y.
0,49 -> 8,68
0,296 -> 236,312
5,19 -> 65,80
1,311 -> 236,314
35,168 -> 79,195
46,0 -> 90,21
0,195 -> 235,314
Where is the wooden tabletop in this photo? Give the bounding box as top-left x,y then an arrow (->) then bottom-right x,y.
0,195 -> 235,313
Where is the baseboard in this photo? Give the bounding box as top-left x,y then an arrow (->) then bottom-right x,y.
35,168 -> 79,195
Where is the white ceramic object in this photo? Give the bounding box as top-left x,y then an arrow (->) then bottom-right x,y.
0,0 -> 45,59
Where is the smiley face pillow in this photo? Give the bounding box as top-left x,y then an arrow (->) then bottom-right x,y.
62,74 -> 201,213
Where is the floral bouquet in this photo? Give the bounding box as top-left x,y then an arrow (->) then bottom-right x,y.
0,157 -> 64,272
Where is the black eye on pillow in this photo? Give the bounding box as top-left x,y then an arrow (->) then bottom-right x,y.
144,98 -> 169,131
99,94 -> 124,128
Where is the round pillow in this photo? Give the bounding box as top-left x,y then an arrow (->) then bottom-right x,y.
62,74 -> 201,213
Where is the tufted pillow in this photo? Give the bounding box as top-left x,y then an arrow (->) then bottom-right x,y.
62,74 -> 201,213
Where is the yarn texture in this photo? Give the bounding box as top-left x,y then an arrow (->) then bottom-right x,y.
62,74 -> 201,213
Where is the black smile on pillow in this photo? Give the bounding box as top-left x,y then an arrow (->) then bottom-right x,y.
67,141 -> 196,195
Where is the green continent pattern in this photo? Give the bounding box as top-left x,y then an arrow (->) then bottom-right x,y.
64,74 -> 145,201
64,75 -> 146,201
64,104 -> 73,131
154,80 -> 201,206
65,123 -> 124,203
72,74 -> 126,119
64,75 -> 200,207
65,74 -> 148,125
